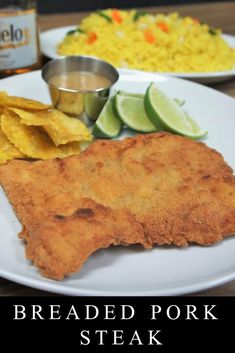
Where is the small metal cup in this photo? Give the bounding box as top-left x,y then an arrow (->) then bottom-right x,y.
41,56 -> 119,125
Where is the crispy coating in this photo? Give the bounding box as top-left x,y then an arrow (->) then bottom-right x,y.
25,198 -> 148,279
0,132 -> 235,279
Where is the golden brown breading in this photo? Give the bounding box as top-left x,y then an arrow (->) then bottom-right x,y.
0,132 -> 235,279
26,198 -> 149,280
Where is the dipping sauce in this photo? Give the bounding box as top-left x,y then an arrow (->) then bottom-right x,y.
48,70 -> 112,91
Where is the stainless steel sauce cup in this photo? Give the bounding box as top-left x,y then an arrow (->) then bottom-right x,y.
41,56 -> 119,125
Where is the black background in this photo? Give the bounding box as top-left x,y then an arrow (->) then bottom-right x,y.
1,296 -> 233,351
37,0 -> 234,14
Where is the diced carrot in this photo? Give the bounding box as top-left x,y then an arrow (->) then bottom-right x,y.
156,22 -> 169,33
144,29 -> 155,44
192,18 -> 199,24
112,9 -> 123,23
87,32 -> 97,44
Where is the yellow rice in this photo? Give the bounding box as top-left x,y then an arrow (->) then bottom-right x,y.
57,9 -> 235,73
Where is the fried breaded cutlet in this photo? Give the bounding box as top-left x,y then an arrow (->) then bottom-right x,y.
26,198 -> 148,280
0,132 -> 235,279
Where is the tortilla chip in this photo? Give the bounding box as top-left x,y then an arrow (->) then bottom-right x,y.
1,111 -> 80,160
9,107 -> 92,146
0,152 -> 8,165
0,91 -> 51,111
0,118 -> 25,165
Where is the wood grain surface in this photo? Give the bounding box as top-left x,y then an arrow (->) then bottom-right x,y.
1,1 -> 235,296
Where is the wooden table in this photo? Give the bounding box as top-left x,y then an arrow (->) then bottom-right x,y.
1,1 -> 235,296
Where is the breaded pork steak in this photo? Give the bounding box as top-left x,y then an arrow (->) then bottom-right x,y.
0,132 -> 235,279
25,198 -> 149,280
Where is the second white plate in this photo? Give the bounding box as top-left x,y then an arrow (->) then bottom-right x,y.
40,25 -> 235,84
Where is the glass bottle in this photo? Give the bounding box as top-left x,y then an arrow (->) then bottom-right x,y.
0,0 -> 41,76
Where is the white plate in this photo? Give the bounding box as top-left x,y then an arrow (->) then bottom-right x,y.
40,25 -> 235,84
0,70 -> 235,296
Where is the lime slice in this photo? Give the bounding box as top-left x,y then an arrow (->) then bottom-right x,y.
118,91 -> 184,106
144,83 -> 207,139
117,90 -> 144,99
92,99 -> 122,139
113,94 -> 157,133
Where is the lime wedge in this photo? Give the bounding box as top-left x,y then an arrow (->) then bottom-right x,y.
92,99 -> 122,139
118,91 -> 184,106
117,90 -> 144,99
113,94 -> 157,133
144,83 -> 207,139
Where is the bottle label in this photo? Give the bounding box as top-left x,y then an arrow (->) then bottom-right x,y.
0,10 -> 38,70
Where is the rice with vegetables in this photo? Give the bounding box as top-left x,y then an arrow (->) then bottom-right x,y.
57,9 -> 235,73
